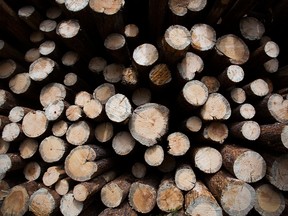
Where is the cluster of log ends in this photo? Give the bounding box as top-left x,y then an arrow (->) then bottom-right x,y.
1,0 -> 288,215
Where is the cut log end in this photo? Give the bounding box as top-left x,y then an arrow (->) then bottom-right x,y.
22,111 -> 48,138
133,43 -> 158,67
194,147 -> 222,174
66,121 -> 91,146
144,145 -> 164,166
112,131 -> 135,156
93,83 -> 115,105
190,23 -> 216,51
175,164 -> 196,191
167,132 -> 190,156
183,80 -> 208,107
9,73 -> 31,95
29,57 -> 56,81
164,25 -> 191,50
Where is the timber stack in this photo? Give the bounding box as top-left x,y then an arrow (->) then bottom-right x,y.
1,0 -> 288,215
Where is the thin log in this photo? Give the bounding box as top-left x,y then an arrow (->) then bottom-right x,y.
129,103 -> 169,146
230,120 -> 260,141
230,87 -> 246,104
18,5 -> 43,30
39,40 -> 63,60
42,166 -> 66,187
185,181 -> 222,216
205,170 -> 256,216
83,99 -> 104,121
192,146 -> 222,174
52,120 -> 68,137
103,63 -> 124,83
221,144 -> 266,183
144,145 -> 165,166
55,177 -> 76,196
167,132 -> 190,156
149,64 -> 172,88
24,48 -> 41,63
0,59 -> 25,79
217,65 -> 245,88
2,122 -> 24,142
0,138 -> 9,154
65,145 -> 112,181
22,110 -> 49,138
131,162 -> 147,179
0,89 -> 17,113
231,103 -> 256,120
131,88 -> 151,106
30,31 -> 45,44
19,138 -> 38,159
94,122 -> 114,143
183,116 -> 202,133
174,164 -> 196,191
66,121 -> 94,146
122,66 -> 138,87
101,173 -> 134,207
45,99 -> 68,121
93,83 -> 115,105
0,153 -> 25,179
23,161 -> 43,181
60,192 -> 85,216
0,39 -> 25,65
74,91 -> 92,108
112,131 -> 136,156
88,56 -> 107,75
242,78 -> 270,99
132,43 -> 159,71
239,16 -> 265,41
157,154 -> 176,173
65,105 -> 83,122
202,121 -> 229,144
200,76 -> 220,93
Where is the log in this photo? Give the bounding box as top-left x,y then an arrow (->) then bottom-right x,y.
2,122 -> 24,142
0,115 -> 10,132
0,89 -> 17,113
19,138 -> 38,159
94,122 -> 114,143
185,181 -> 222,216
64,145 -> 112,181
39,135 -> 69,163
0,179 -> 10,202
144,144 -> 165,166
22,110 -> 49,138
44,99 -> 68,121
39,19 -> 58,43
254,183 -> 285,216
129,103 -> 169,146
103,63 -> 124,84
65,105 -> 83,122
122,66 -> 138,87
217,65 -> 245,88
229,87 -> 246,105
132,43 -> 159,71
174,164 -> 196,191
101,173 -> 134,208
177,52 -> 204,82
262,153 -> 288,191
88,56 -> 107,75
156,175 -> 184,213
60,192 -> 85,216
23,161 -> 43,181
131,87 -> 151,106
256,93 -> 288,124
1,181 -> 39,216
221,144 -> 266,183
183,116 -> 202,133
74,91 -> 93,108
124,24 -> 140,52
55,177 -> 75,196
205,170 -> 256,216
180,80 -> 209,108
160,25 -> 191,63
230,120 -> 261,141
231,103 -> 256,120
149,64 -> 172,88
93,83 -> 115,105
242,78 -> 270,99
98,201 -> 137,216
42,166 -> 66,187
40,82 -> 73,108
39,40 -> 63,60
29,187 -> 61,215
200,93 -> 231,120
63,72 -> 89,91
128,177 -> 158,214
112,131 -> 136,156
18,5 -> 42,30
0,138 -> 9,154
8,106 -> 34,123
239,16 -> 265,42
131,162 -> 147,179
62,51 -> 79,67
83,99 -> 103,121
0,153 -> 25,179
73,170 -> 117,202
105,93 -> 132,123
200,76 -> 220,93
66,121 -> 94,146
30,31 -> 45,44
167,132 -> 190,156
24,48 -> 41,63
192,146 -> 222,174
202,121 -> 229,144
104,33 -> 129,64
0,59 -> 25,79
52,120 -> 68,137
257,123 -> 288,152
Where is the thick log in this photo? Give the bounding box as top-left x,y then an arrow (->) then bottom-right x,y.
156,175 -> 184,213
42,166 -> 66,187
73,170 -> 117,202
144,144 -> 164,166
22,110 -> 49,138
66,121 -> 94,146
160,25 -> 191,63
167,132 -> 190,156
185,181 -> 222,216
230,120 -> 260,141
19,138 -> 38,159
128,177 -> 158,214
200,93 -> 231,120
1,181 -> 39,216
64,145 -> 112,181
192,146 -> 222,174
257,123 -> 288,151
129,103 -> 169,146
262,153 -> 288,191
101,173 -> 134,208
2,122 -> 24,142
112,131 -> 136,156
98,201 -> 137,216
202,121 -> 229,144
94,122 -> 114,143
200,76 -> 220,93
205,170 -> 256,216
105,93 -> 132,123
39,135 -> 69,163
221,144 -> 266,183
131,162 -> 147,179
175,164 -> 196,191
29,187 -> 61,216
254,183 -> 285,216
52,120 -> 68,137
177,52 -> 204,82
93,83 -> 115,105
239,16 -> 265,42
55,177 -> 75,196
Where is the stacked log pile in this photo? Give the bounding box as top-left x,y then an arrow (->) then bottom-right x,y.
0,0 -> 288,215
